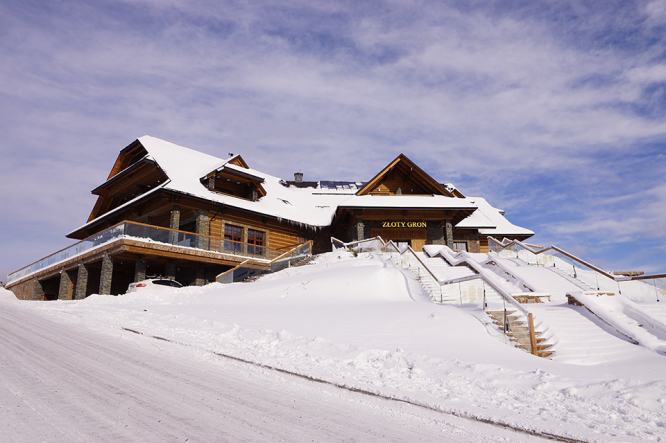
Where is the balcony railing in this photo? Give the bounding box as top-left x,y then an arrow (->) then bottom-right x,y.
7,221 -> 284,285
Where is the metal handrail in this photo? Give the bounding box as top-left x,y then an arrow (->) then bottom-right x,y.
349,237 -> 531,318
488,237 -> 666,283
215,240 -> 313,282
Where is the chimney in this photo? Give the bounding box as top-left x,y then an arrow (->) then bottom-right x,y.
294,172 -> 303,183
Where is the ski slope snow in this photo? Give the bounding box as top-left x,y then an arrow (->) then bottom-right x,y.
2,251 -> 666,442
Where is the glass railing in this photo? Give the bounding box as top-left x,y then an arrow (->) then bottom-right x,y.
7,221 -> 287,285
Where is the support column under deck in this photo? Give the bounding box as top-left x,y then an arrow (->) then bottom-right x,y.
99,252 -> 114,295
58,269 -> 73,300
134,259 -> 147,282
75,262 -> 89,300
32,279 -> 44,301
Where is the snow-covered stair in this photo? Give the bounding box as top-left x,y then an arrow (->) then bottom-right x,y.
490,257 -> 589,302
637,302 -> 666,324
528,304 -> 645,364
415,252 -> 476,280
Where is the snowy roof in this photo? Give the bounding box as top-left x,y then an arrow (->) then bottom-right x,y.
71,136 -> 533,237
470,197 -> 534,237
338,195 -> 477,210
455,206 -> 496,229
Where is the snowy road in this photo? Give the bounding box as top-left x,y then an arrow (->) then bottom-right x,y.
0,302 -> 548,442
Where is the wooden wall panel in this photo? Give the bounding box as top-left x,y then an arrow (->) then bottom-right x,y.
208,209 -> 300,250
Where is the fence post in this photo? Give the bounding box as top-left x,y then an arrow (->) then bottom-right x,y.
528,313 -> 538,356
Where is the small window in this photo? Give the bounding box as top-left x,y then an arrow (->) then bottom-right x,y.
453,242 -> 468,252
224,224 -> 243,252
248,229 -> 265,255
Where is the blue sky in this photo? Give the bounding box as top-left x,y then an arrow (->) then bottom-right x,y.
2,0 -> 666,282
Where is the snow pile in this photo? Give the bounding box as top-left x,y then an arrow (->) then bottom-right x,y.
9,250 -> 666,441
0,287 -> 17,300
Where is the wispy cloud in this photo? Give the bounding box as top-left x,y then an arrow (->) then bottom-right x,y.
1,0 -> 666,279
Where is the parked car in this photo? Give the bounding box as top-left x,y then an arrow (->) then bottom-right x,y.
126,278 -> 183,293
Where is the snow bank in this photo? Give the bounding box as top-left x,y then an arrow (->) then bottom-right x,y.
0,287 -> 17,301
11,251 -> 666,442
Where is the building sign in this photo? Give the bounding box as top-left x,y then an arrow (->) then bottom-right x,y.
381,221 -> 426,228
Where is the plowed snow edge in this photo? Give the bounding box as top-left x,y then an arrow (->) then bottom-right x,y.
122,327 -> 587,443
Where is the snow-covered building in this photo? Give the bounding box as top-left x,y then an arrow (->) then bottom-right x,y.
6,136 -> 532,299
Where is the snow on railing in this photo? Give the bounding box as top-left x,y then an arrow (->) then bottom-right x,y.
488,237 -> 666,303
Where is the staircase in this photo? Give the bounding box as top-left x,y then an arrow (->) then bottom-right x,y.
486,309 -> 554,358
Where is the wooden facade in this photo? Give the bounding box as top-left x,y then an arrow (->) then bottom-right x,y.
7,138 -> 533,300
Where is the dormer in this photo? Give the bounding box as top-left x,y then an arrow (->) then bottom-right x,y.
202,160 -> 267,201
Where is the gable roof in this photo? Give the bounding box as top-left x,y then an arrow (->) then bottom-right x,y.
355,154 -> 457,197
69,136 -> 532,240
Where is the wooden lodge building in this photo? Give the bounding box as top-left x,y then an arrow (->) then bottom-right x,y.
6,136 -> 533,300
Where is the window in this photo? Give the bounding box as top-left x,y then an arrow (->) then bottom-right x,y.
224,224 -> 243,252
248,229 -> 265,255
453,242 -> 468,252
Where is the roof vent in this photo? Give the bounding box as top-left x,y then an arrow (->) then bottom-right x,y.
294,172 -> 303,183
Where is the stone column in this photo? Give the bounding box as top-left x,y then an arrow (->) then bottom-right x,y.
195,210 -> 209,250
356,219 -> 365,242
32,279 -> 44,301
75,262 -> 89,300
169,205 -> 180,245
194,266 -> 206,286
208,176 -> 215,191
165,262 -> 176,280
426,221 -> 446,246
134,259 -> 147,282
444,219 -> 454,249
99,252 -> 114,295
58,269 -> 73,300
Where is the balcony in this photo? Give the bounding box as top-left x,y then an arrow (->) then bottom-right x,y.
7,221 -> 293,285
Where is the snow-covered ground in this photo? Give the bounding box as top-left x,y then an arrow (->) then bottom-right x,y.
2,250 -> 666,442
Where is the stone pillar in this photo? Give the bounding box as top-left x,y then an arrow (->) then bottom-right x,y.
426,221 -> 446,246
32,279 -> 44,301
356,219 -> 365,242
194,266 -> 206,286
75,262 -> 89,300
195,210 -> 209,250
208,176 -> 215,191
134,259 -> 147,282
169,205 -> 180,245
99,252 -> 114,295
444,219 -> 454,249
165,262 -> 176,280
57,269 -> 73,300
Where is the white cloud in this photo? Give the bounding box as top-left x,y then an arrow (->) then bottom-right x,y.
2,0 -> 666,273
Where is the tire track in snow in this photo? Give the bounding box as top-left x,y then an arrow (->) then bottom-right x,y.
121,327 -> 587,443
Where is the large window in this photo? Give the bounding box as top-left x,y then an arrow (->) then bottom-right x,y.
247,229 -> 265,256
224,224 -> 243,252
